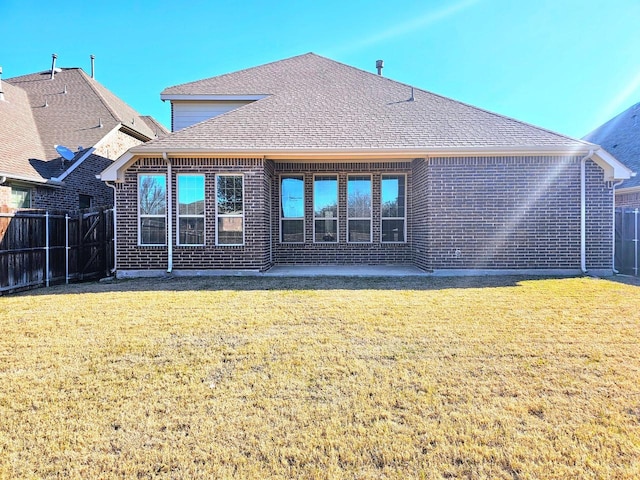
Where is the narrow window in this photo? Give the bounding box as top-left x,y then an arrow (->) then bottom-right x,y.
347,175 -> 372,243
79,194 -> 93,210
177,174 -> 205,246
381,175 -> 406,243
280,175 -> 304,243
314,175 -> 338,242
139,174 -> 166,245
216,174 -> 243,245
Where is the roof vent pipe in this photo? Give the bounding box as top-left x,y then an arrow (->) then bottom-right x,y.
0,66 -> 4,101
50,54 -> 57,80
90,54 -> 95,79
376,59 -> 384,76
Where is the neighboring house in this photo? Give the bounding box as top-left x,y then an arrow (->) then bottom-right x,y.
0,59 -> 167,211
583,103 -> 640,208
100,53 -> 631,277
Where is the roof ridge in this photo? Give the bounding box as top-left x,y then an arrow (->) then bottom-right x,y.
161,52 -> 317,94
75,69 -> 121,126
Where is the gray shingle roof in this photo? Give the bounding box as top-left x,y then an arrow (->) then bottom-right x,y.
139,53 -> 592,153
583,103 -> 640,189
2,68 -> 164,182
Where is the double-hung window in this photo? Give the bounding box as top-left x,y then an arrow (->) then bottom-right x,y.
216,174 -> 244,245
280,175 -> 304,243
313,175 -> 338,242
177,174 -> 205,246
347,175 -> 372,243
381,174 -> 406,242
10,186 -> 31,209
139,174 -> 166,245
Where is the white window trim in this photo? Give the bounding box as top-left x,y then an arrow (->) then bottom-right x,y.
10,185 -> 32,209
215,173 -> 245,246
313,174 -> 339,244
138,173 -> 167,247
381,173 -> 407,244
347,174 -> 373,243
177,173 -> 206,246
279,174 -> 305,244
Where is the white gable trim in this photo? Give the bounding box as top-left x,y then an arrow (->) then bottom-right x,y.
161,94 -> 268,101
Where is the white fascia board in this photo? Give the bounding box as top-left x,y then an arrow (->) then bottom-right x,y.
53,147 -> 96,182
0,172 -> 63,187
615,185 -> 640,194
99,151 -> 135,182
591,148 -> 634,181
160,94 -> 268,102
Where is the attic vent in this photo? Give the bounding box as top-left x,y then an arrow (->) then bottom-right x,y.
50,53 -> 57,80
376,59 -> 384,76
0,66 -> 4,102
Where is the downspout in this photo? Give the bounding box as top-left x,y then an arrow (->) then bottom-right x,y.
105,181 -> 118,274
580,150 -> 595,274
611,179 -> 624,274
163,152 -> 173,273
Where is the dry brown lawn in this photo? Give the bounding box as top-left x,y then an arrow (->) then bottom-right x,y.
0,275 -> 638,479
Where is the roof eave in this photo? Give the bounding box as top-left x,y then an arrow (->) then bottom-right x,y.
100,145 -> 606,183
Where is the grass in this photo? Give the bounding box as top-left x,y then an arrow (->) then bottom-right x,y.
0,275 -> 639,479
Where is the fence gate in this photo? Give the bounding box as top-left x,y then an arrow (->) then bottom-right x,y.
0,207 -> 114,294
615,207 -> 639,276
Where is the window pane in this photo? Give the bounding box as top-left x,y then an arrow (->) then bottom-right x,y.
218,217 -> 243,244
348,176 -> 371,217
315,219 -> 337,242
178,175 -> 205,215
139,175 -> 166,215
11,187 -> 31,209
281,176 -> 304,218
348,219 -> 371,242
179,217 -> 204,245
382,219 -> 405,242
79,194 -> 92,210
217,176 -> 243,215
314,176 -> 337,217
141,217 -> 166,244
282,219 -> 304,243
381,176 -> 405,218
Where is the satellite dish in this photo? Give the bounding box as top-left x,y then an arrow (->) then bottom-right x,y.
55,144 -> 75,161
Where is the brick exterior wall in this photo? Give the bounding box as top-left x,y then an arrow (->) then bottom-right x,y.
272,162 -> 413,265
116,157 -> 271,272
616,190 -> 640,209
113,155 -> 614,273
0,185 -> 10,210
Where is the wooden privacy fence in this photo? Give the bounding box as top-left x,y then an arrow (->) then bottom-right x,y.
0,207 -> 114,294
615,207 -> 639,276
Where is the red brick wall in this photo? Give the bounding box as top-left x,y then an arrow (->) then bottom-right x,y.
113,155 -> 614,273
272,161 -> 413,265
425,156 -> 612,270
616,190 -> 640,209
116,157 -> 271,271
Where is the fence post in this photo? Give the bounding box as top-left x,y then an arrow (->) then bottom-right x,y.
45,211 -> 50,287
65,213 -> 70,284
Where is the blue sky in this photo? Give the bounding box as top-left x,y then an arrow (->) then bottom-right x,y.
3,0 -> 640,138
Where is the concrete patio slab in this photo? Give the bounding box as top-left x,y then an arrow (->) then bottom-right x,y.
263,265 -> 429,277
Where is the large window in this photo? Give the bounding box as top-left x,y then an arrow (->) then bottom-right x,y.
347,175 -> 372,243
314,175 -> 338,242
138,174 -> 166,245
280,175 -> 304,243
178,174 -> 205,246
381,175 -> 406,243
10,186 -> 31,209
216,174 -> 243,245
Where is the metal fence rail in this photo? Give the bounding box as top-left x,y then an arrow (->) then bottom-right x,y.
0,208 -> 114,294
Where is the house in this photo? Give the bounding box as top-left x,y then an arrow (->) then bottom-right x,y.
583,103 -> 640,208
0,56 -> 167,211
100,53 -> 631,277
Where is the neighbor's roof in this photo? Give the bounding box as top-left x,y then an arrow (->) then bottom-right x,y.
146,53 -> 593,152
2,67 -> 163,183
584,103 -> 640,189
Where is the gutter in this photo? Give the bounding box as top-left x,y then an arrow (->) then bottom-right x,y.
580,150 -> 595,274
163,152 -> 173,273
